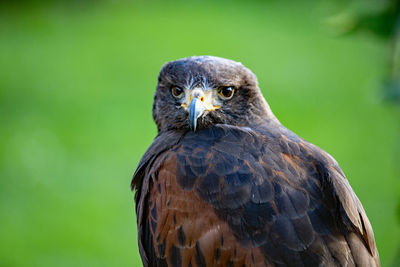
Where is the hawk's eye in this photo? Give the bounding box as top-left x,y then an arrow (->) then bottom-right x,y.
171,86 -> 184,99
217,86 -> 234,100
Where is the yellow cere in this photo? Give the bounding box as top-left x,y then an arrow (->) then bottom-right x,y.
181,89 -> 221,111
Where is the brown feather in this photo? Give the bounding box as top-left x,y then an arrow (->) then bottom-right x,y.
144,152 -> 267,266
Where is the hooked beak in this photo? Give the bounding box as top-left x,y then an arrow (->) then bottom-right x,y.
182,88 -> 220,132
188,97 -> 206,131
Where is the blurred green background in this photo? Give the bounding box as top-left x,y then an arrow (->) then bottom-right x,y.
0,0 -> 399,266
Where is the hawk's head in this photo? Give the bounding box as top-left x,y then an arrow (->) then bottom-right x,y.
152,56 -> 276,132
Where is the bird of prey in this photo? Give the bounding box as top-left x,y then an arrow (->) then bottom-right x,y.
131,56 -> 380,267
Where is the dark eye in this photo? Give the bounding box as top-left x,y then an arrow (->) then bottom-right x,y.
171,86 -> 184,98
217,86 -> 234,100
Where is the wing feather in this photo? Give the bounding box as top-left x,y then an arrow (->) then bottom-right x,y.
132,124 -> 379,266
132,130 -> 186,266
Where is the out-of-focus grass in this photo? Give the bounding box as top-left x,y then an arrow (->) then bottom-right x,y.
0,1 -> 399,266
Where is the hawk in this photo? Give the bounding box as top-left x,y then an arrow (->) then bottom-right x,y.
131,56 -> 380,266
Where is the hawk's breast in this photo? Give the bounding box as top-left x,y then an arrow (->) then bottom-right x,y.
146,152 -> 268,267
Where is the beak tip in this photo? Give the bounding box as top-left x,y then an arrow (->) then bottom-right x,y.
189,116 -> 197,132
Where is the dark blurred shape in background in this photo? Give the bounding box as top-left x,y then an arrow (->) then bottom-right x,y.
328,1 -> 400,263
0,0 -> 399,266
327,0 -> 400,103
